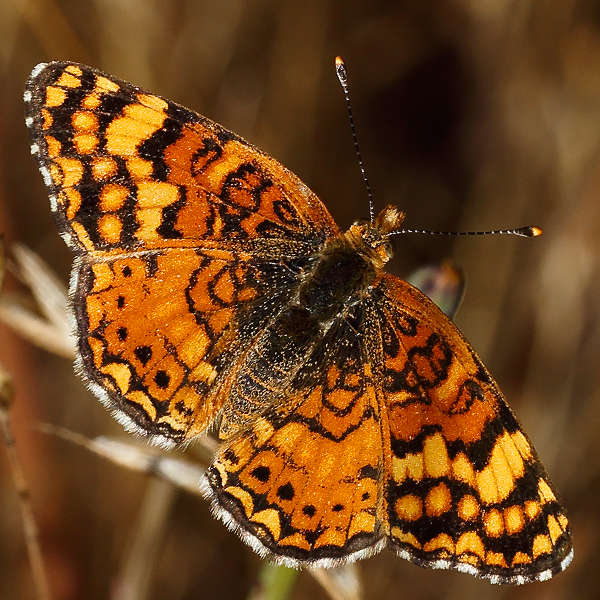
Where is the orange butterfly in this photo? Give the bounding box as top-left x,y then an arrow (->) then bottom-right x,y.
25,61 -> 572,584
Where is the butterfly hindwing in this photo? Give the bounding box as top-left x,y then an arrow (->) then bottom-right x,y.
207,313 -> 389,566
73,247 -> 303,443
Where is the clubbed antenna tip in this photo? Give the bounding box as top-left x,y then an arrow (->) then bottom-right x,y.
335,56 -> 347,86
519,226 -> 543,237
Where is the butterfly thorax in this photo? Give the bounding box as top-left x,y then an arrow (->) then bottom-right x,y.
292,205 -> 404,325
294,241 -> 376,325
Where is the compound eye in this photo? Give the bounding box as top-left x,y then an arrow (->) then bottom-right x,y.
352,218 -> 370,227
382,239 -> 395,258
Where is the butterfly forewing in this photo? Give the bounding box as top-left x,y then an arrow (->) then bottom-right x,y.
25,61 -> 338,255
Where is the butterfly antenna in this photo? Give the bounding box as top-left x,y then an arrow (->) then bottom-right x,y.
335,56 -> 375,223
395,225 -> 543,238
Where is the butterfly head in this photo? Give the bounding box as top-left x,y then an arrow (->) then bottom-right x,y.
347,205 -> 405,266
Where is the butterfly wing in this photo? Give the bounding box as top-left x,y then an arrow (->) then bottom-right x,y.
25,62 -> 338,253
26,62 -> 572,582
206,313 -> 390,567
72,248 -> 306,443
25,62 -> 338,445
374,274 -> 573,583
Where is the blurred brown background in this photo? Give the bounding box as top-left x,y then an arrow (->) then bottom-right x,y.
0,1 -> 598,599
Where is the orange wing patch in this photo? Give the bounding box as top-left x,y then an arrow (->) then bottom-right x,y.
26,61 -> 572,584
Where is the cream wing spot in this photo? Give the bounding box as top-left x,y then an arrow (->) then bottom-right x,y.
422,432 -> 450,478
457,495 -> 479,521
64,64 -> 83,77
504,505 -> 525,536
488,438 -> 516,501
395,495 -> 423,521
95,75 -> 120,93
425,483 -> 452,517
45,86 -> 67,107
483,508 -> 504,537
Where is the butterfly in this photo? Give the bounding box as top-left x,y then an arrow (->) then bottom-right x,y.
24,61 -> 573,584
